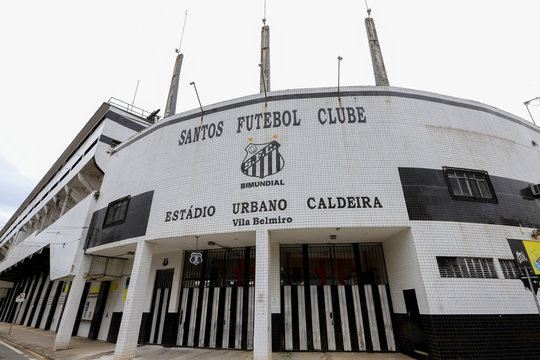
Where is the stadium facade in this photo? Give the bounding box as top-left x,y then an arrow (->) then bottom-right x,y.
0,12 -> 539,360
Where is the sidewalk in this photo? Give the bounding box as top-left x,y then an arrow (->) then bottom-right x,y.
0,322 -> 414,360
0,323 -> 115,359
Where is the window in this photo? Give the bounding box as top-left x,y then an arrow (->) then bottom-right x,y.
111,139 -> 121,148
443,167 -> 497,202
499,259 -> 520,279
103,196 -> 130,227
437,256 -> 498,279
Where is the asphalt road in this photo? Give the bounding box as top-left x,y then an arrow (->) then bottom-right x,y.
0,340 -> 40,360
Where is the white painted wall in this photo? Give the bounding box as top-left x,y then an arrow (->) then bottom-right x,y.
94,258 -> 134,341
0,195 -> 96,280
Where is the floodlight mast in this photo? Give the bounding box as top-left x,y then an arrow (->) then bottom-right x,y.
365,8 -> 390,86
164,10 -> 188,119
260,17 -> 270,94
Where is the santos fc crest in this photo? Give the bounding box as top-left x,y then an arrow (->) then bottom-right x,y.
241,140 -> 284,179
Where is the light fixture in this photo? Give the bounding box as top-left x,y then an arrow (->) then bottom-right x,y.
208,241 -> 231,250
523,97 -> 539,126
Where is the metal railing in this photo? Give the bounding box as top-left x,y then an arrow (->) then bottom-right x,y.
107,97 -> 153,119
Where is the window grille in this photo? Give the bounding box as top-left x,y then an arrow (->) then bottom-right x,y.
181,247 -> 255,288
280,243 -> 387,286
499,259 -> 520,279
437,256 -> 498,279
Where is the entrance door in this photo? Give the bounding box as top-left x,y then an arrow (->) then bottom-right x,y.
280,244 -> 396,352
148,269 -> 174,344
177,247 -> 255,350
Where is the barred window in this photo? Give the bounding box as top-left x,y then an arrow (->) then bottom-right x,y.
103,196 -> 130,227
437,257 -> 498,279
443,168 -> 496,203
499,259 -> 520,279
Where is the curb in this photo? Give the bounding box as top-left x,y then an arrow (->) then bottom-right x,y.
0,333 -> 52,359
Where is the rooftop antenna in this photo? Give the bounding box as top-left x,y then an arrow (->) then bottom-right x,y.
130,80 -> 140,112
365,6 -> 390,86
337,56 -> 343,110
190,81 -> 204,125
177,10 -> 188,55
164,10 -> 188,119
260,0 -> 270,94
365,0 -> 371,17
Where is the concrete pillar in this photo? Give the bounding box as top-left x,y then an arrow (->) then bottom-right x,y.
253,230 -> 271,360
59,186 -> 72,218
41,206 -> 53,232
269,241 -> 281,314
53,254 -> 92,350
77,173 -> 96,193
114,240 -> 154,360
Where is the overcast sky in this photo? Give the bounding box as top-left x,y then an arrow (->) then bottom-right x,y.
1,0 -> 539,226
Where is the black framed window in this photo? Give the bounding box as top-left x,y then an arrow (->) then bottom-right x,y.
103,196 -> 130,227
443,167 -> 497,203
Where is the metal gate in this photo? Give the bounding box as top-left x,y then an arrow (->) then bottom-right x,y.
177,247 -> 255,350
148,269 -> 174,344
280,244 -> 396,352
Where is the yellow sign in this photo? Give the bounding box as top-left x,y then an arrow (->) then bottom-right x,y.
523,240 -> 540,275
110,283 -> 119,291
124,277 -> 130,302
90,285 -> 101,294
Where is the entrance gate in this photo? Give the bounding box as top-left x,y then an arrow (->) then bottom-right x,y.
148,269 -> 174,344
280,244 -> 396,352
177,247 -> 255,350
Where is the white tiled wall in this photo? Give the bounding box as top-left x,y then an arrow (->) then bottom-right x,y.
382,229 -> 428,314
91,86 -> 539,322
411,221 -> 539,315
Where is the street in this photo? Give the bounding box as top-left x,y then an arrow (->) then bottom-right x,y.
0,339 -> 41,360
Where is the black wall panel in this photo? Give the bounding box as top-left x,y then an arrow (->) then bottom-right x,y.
85,191 -> 154,248
107,312 -> 123,343
394,313 -> 540,360
399,168 -> 540,228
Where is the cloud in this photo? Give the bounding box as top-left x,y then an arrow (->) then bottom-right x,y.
0,154 -> 36,226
